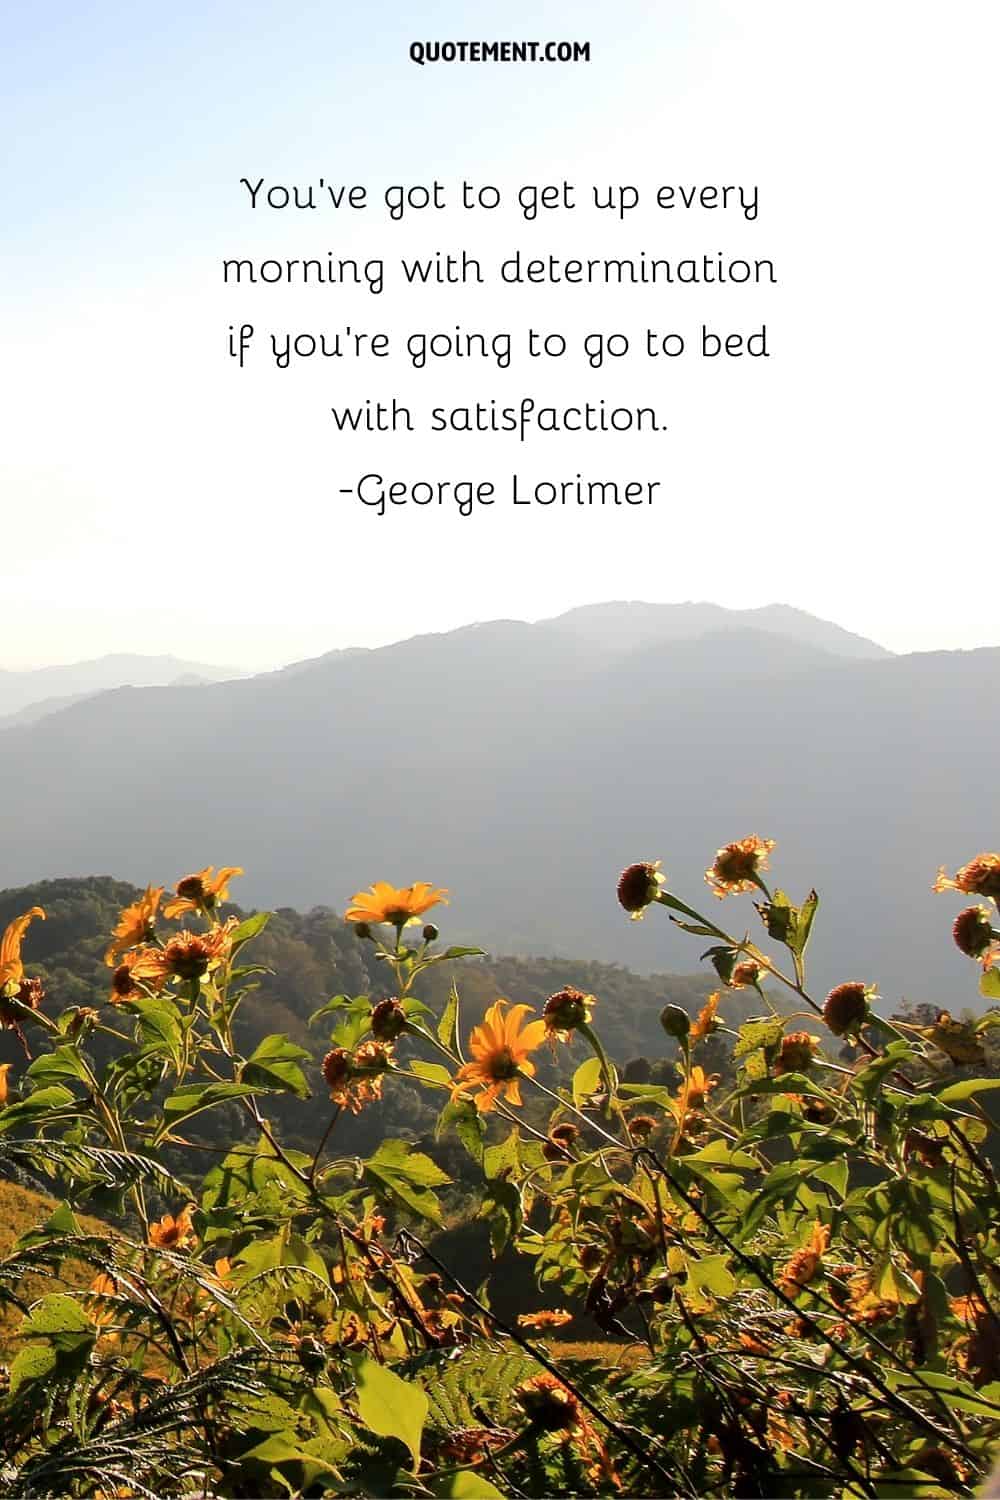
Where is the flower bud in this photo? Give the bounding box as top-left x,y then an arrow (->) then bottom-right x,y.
422,923 -> 439,942
353,921 -> 372,941
659,1003 -> 691,1042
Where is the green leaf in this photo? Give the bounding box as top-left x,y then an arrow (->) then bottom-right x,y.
229,910 -> 272,948
134,998 -> 184,1066
438,983 -> 461,1055
9,1343 -> 57,1396
241,1034 -> 312,1098
936,1077 -> 1000,1104
161,1081 -> 258,1133
25,1046 -> 90,1088
432,1472 -> 506,1498
408,1060 -> 452,1088
0,1085 -> 76,1133
352,1354 -> 428,1472
686,1253 -> 736,1300
439,946 -> 485,961
364,1139 -> 449,1223
979,969 -> 1000,1000
22,1293 -> 92,1340
436,1094 -> 485,1165
733,1016 -> 784,1060
572,1056 -> 603,1105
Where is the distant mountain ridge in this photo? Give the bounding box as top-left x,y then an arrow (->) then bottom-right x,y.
0,654 -> 241,725
0,603 -> 992,1008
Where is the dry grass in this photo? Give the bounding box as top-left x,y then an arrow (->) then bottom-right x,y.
0,1178 -> 110,1354
549,1339 -> 650,1370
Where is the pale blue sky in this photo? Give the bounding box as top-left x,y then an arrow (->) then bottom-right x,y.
3,2 -> 997,668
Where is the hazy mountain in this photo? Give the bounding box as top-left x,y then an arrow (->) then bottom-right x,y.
0,654 -> 240,721
0,604 -> 993,1008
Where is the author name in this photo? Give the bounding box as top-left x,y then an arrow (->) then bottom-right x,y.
341,473 -> 660,517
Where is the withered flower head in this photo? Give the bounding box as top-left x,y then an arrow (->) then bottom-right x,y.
731,961 -> 762,990
579,1243 -> 604,1273
952,905 -> 996,960
518,1308 -> 573,1331
370,998 -> 408,1042
543,1121 -> 580,1162
934,853 -> 1000,901
705,836 -> 775,899
822,981 -> 869,1037
778,1221 -> 829,1295
775,1031 -> 819,1074
627,1113 -> 658,1140
616,861 -> 664,919
157,924 -> 234,983
322,1041 -> 393,1113
516,1372 -> 581,1432
543,985 -> 594,1039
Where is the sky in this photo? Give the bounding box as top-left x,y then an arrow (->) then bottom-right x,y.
2,0 -> 998,671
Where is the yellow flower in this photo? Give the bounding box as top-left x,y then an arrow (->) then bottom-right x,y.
163,866 -> 243,920
705,836 -> 775,898
149,1205 -> 196,1251
105,887 -> 162,966
345,880 -> 448,927
0,906 -> 45,986
452,1000 -> 546,1113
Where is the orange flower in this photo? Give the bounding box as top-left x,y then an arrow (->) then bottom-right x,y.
518,1308 -> 573,1330
0,907 -> 45,986
675,1064 -> 718,1119
344,881 -> 448,927
778,1222 -> 829,1296
452,1000 -> 546,1112
109,949 -> 164,1003
934,853 -> 1000,901
163,866 -> 243,920
705,836 -> 775,898
88,1272 -> 120,1328
690,992 -> 721,1042
0,1062 -> 13,1106
774,1031 -> 819,1075
516,1372 -> 583,1432
730,961 -> 762,990
149,1205 -> 196,1251
105,887 -> 162,966
140,923 -> 235,985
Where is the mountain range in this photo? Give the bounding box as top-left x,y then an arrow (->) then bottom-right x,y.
0,653 -> 239,726
0,602 -> 994,1006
